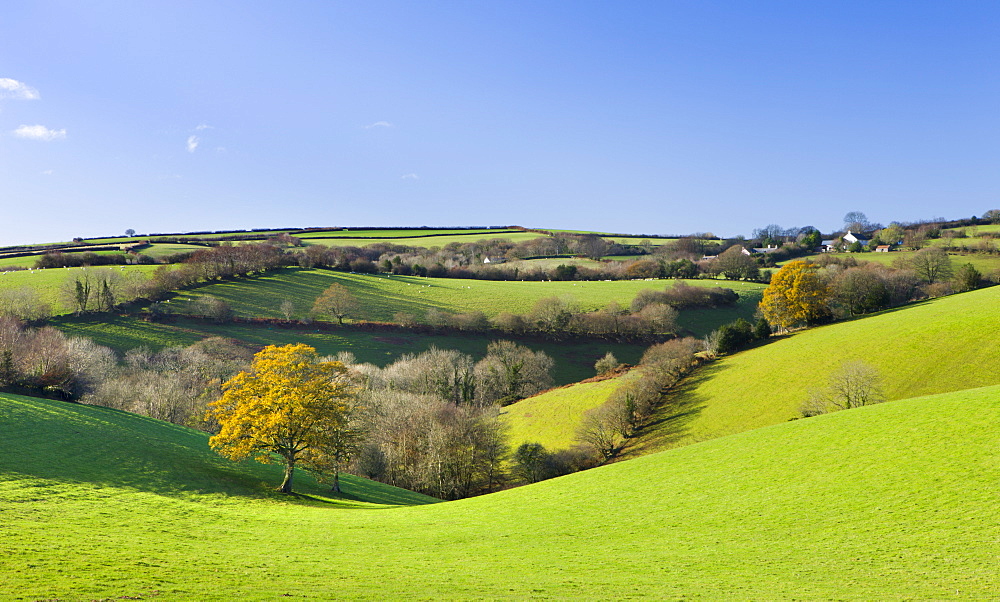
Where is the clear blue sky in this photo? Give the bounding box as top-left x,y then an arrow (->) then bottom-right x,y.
2,1 -> 998,245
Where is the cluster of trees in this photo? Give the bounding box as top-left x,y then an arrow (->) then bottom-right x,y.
87,338 -> 253,426
60,268 -> 155,314
704,317 -> 771,356
207,341 -> 557,499
0,316 -> 253,422
0,317 -> 113,399
761,251 -> 989,331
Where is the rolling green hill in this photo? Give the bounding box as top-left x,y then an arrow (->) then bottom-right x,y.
635,284 -> 1000,454
3,385 -> 999,598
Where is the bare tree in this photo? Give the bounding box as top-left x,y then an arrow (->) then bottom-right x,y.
906,247 -> 954,283
279,298 -> 296,321
843,211 -> 870,233
577,403 -> 630,461
802,360 -> 886,416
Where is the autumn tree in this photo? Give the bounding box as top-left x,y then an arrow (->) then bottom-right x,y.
207,344 -> 356,494
759,260 -> 830,330
312,282 -> 359,325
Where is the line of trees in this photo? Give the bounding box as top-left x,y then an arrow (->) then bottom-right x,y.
574,338 -> 703,462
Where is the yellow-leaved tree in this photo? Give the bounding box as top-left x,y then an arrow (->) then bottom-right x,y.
207,343 -> 358,494
760,260 -> 830,331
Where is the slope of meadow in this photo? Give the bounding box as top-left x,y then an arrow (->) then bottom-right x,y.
167,268 -> 764,337
3,386 -> 999,598
637,284 -> 1000,453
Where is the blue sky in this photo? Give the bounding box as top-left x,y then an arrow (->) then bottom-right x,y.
1,1 -> 998,245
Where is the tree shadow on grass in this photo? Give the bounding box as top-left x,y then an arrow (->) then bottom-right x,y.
622,362 -> 729,458
0,394 -> 435,509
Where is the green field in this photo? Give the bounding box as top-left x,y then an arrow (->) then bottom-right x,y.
4,383 -> 999,599
0,265 -> 159,314
292,228 -> 521,239
166,268 -> 765,337
635,284 -> 1000,453
299,231 -> 546,248
52,315 -> 646,387
0,255 -> 38,269
141,243 -> 211,258
501,256 -> 607,270
503,370 -> 641,450
941,223 -> 1000,236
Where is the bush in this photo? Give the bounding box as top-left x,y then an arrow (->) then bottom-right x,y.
594,352 -> 620,375
714,318 -> 754,355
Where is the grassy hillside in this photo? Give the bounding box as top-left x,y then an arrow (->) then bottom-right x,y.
635,284 -> 1000,454
3,386 -> 999,598
167,268 -> 765,337
502,369 -> 640,450
53,314 -> 646,386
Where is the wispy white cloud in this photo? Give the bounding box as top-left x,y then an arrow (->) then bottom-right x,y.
401,173 -> 419,180
365,121 -> 393,129
195,123 -> 213,131
0,78 -> 40,100
186,135 -> 200,153
13,124 -> 66,141
40,169 -> 54,175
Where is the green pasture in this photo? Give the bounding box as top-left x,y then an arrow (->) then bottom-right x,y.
52,315 -> 646,386
501,256 -> 607,270
503,369 -> 641,450
941,223 -> 1000,235
291,228 -> 520,239
298,231 -> 546,248
853,249 -> 1000,273
141,243 -> 210,258
0,265 -> 159,314
601,254 -> 645,261
4,383 -> 999,599
635,284 -> 1000,454
0,255 -> 38,269
166,268 -> 765,337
